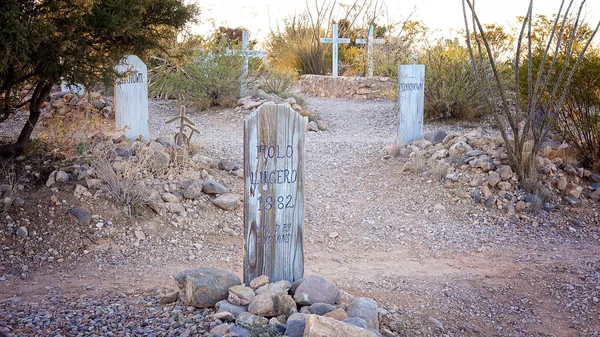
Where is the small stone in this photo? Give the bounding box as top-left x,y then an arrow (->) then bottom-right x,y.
134,230 -> 146,240
69,208 -> 91,226
431,130 -> 447,145
182,179 -> 203,199
161,193 -> 180,203
248,293 -> 277,317
328,232 -> 339,238
202,179 -> 229,194
212,193 -> 241,211
249,275 -> 270,289
432,203 -> 446,211
497,181 -> 512,191
236,311 -> 269,328
228,285 -> 255,306
324,308 -> 348,321
497,165 -> 513,180
566,197 -> 580,206
208,311 -> 236,322
309,303 -> 337,316
216,300 -> 247,316
174,267 -> 241,308
473,189 -> 482,204
255,280 -> 292,296
484,196 -> 496,208
16,226 -> 28,239
294,275 -> 339,305
209,323 -> 230,336
346,297 -> 379,330
307,121 -> 319,132
305,315 -> 378,337
557,177 -> 568,191
285,313 -> 307,337
218,160 -> 238,171
160,291 -> 179,304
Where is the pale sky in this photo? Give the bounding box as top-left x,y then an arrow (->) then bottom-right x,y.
191,0 -> 599,44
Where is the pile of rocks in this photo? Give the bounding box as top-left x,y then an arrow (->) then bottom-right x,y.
45,133 -> 242,218
235,90 -> 328,132
42,90 -> 115,122
394,128 -> 600,212
167,267 -> 391,337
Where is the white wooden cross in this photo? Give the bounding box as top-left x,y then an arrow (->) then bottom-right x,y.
226,30 -> 267,97
356,25 -> 386,77
319,24 -> 350,77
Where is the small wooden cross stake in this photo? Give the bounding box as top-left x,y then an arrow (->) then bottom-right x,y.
165,105 -> 200,146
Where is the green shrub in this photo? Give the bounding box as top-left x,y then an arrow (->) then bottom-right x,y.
420,39 -> 486,120
149,45 -> 243,109
257,67 -> 296,95
554,51 -> 600,169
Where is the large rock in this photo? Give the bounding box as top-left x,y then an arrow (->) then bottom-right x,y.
248,293 -> 278,317
303,314 -> 379,337
285,313 -> 307,337
293,275 -> 338,305
309,303 -> 337,316
212,193 -> 241,211
448,141 -> 473,157
174,267 -> 240,308
346,297 -> 379,330
182,179 -> 204,200
202,179 -> 229,194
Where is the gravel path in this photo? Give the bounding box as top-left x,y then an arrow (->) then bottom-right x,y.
1,95 -> 599,336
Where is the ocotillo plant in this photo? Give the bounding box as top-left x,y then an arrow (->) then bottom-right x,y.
165,105 -> 199,146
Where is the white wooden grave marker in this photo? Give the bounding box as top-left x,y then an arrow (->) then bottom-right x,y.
226,30 -> 267,97
397,64 -> 425,144
356,25 -> 386,77
243,104 -> 306,283
60,81 -> 85,95
114,55 -> 149,140
320,24 -> 351,77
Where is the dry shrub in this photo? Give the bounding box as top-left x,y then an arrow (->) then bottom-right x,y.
430,160 -> 449,181
404,155 -> 426,174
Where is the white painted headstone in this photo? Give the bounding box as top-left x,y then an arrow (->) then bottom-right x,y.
226,30 -> 267,97
320,24 -> 351,77
60,81 -> 85,95
397,64 -> 425,144
356,25 -> 386,77
114,55 -> 149,140
243,104 -> 306,283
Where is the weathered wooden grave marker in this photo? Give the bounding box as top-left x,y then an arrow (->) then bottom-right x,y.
243,104 -> 306,284
397,64 -> 425,144
226,30 -> 267,97
114,55 -> 149,140
320,23 -> 351,77
356,25 -> 386,77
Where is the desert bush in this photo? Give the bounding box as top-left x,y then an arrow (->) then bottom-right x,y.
92,152 -> 148,216
149,44 -> 244,109
553,51 -> 600,169
257,67 -> 296,95
463,0 -> 599,192
420,39 -> 487,120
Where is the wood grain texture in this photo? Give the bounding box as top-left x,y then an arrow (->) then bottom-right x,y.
243,104 -> 306,284
397,64 -> 425,144
115,55 -> 149,140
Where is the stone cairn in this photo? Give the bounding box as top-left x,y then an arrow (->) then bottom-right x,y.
391,128 -> 600,213
164,267 -> 391,337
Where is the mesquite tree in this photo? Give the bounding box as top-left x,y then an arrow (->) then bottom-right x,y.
0,0 -> 197,156
462,0 -> 599,192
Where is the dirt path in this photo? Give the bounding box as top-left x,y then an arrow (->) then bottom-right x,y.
1,96 -> 599,336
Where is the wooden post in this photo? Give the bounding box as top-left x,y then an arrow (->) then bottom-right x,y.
356,25 -> 385,77
115,55 -> 149,140
320,24 -> 351,77
243,104 -> 306,284
397,64 -> 425,144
